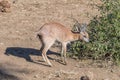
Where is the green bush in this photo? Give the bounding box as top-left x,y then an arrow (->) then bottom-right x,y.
69,0 -> 120,64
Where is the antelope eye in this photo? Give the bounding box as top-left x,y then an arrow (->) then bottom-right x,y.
83,35 -> 86,38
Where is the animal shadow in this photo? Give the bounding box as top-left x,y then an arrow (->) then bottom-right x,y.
4,47 -> 60,66
4,47 -> 41,62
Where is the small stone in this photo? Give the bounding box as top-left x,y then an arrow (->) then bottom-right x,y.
110,69 -> 113,73
104,78 -> 110,80
80,75 -> 90,80
0,43 -> 4,45
34,75 -> 39,78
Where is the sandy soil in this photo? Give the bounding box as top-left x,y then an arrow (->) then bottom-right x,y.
0,0 -> 120,80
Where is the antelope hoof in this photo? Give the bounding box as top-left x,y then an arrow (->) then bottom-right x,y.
63,61 -> 67,65
48,63 -> 52,67
60,59 -> 67,65
48,65 -> 52,67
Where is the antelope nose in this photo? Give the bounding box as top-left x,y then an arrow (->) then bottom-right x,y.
85,38 -> 89,42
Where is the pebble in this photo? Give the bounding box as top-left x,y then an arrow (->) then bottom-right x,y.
34,75 -> 39,78
0,43 -> 4,45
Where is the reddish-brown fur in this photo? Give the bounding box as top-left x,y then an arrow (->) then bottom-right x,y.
36,22 -> 89,66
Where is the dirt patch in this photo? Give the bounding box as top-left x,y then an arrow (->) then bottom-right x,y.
0,0 -> 120,80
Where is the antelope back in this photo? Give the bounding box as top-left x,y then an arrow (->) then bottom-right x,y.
38,22 -> 74,42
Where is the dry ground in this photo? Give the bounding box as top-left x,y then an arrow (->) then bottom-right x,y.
0,0 -> 120,80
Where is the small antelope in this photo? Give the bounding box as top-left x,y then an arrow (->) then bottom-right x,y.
36,22 -> 89,66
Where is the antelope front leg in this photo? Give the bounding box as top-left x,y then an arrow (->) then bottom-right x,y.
63,43 -> 67,65
61,44 -> 64,62
60,43 -> 67,65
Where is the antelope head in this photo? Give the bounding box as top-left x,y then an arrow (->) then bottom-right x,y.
74,22 -> 89,42
80,23 -> 89,42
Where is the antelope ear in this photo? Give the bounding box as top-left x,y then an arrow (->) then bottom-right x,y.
75,26 -> 79,32
72,22 -> 81,32
80,23 -> 87,32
